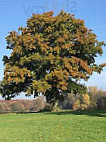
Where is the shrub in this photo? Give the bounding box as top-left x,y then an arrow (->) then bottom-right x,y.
89,101 -> 97,110
97,95 -> 106,110
82,94 -> 90,106
0,103 -> 4,113
61,93 -> 76,109
2,103 -> 11,113
22,100 -> 33,112
52,101 -> 62,112
80,104 -> 88,110
81,94 -> 90,110
73,100 -> 80,111
43,103 -> 52,112
0,103 -> 11,113
30,97 -> 46,112
11,103 -> 24,113
88,92 -> 97,110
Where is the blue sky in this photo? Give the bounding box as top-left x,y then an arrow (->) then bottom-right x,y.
0,0 -> 106,99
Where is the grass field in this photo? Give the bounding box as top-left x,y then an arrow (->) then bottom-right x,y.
0,110 -> 106,142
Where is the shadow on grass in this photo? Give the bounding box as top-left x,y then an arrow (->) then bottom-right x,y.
45,110 -> 106,117
14,109 -> 106,118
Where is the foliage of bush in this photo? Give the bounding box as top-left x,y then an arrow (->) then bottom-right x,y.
82,94 -> 90,106
88,87 -> 106,110
73,100 -> 81,111
11,103 -> 24,113
43,103 -> 53,112
89,100 -> 97,110
22,100 -> 33,112
0,103 -> 4,113
30,97 -> 45,112
52,101 -> 62,112
61,89 -> 106,111
61,93 -> 90,111
88,92 -> 97,110
0,103 -> 11,113
0,97 -> 46,113
2,103 -> 11,113
97,95 -> 106,110
61,93 -> 76,109
80,94 -> 90,110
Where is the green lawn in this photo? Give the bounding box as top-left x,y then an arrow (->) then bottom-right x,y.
0,110 -> 106,142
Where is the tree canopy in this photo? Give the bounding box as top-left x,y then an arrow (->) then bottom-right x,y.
1,11 -> 105,102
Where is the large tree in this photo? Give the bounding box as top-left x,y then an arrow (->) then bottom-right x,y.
1,11 -> 105,103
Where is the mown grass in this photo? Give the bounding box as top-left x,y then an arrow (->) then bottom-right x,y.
0,110 -> 106,142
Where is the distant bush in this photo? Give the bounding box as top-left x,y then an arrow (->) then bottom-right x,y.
0,103 -> 4,113
30,97 -> 46,112
22,100 -> 33,112
52,101 -> 62,112
11,103 -> 24,113
88,86 -> 106,110
43,103 -> 52,112
61,94 -> 76,109
80,94 -> 90,110
0,98 -> 46,113
88,92 -> 97,110
0,103 -> 11,113
2,103 -> 11,113
89,101 -> 97,110
97,95 -> 106,110
73,100 -> 80,111
82,94 -> 90,106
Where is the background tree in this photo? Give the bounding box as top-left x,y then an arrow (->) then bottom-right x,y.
88,86 -> 106,110
1,11 -> 105,104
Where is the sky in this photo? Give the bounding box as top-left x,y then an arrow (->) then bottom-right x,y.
0,0 -> 106,99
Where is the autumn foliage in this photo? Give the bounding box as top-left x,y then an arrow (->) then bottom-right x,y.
0,97 -> 46,113
1,11 -> 105,103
